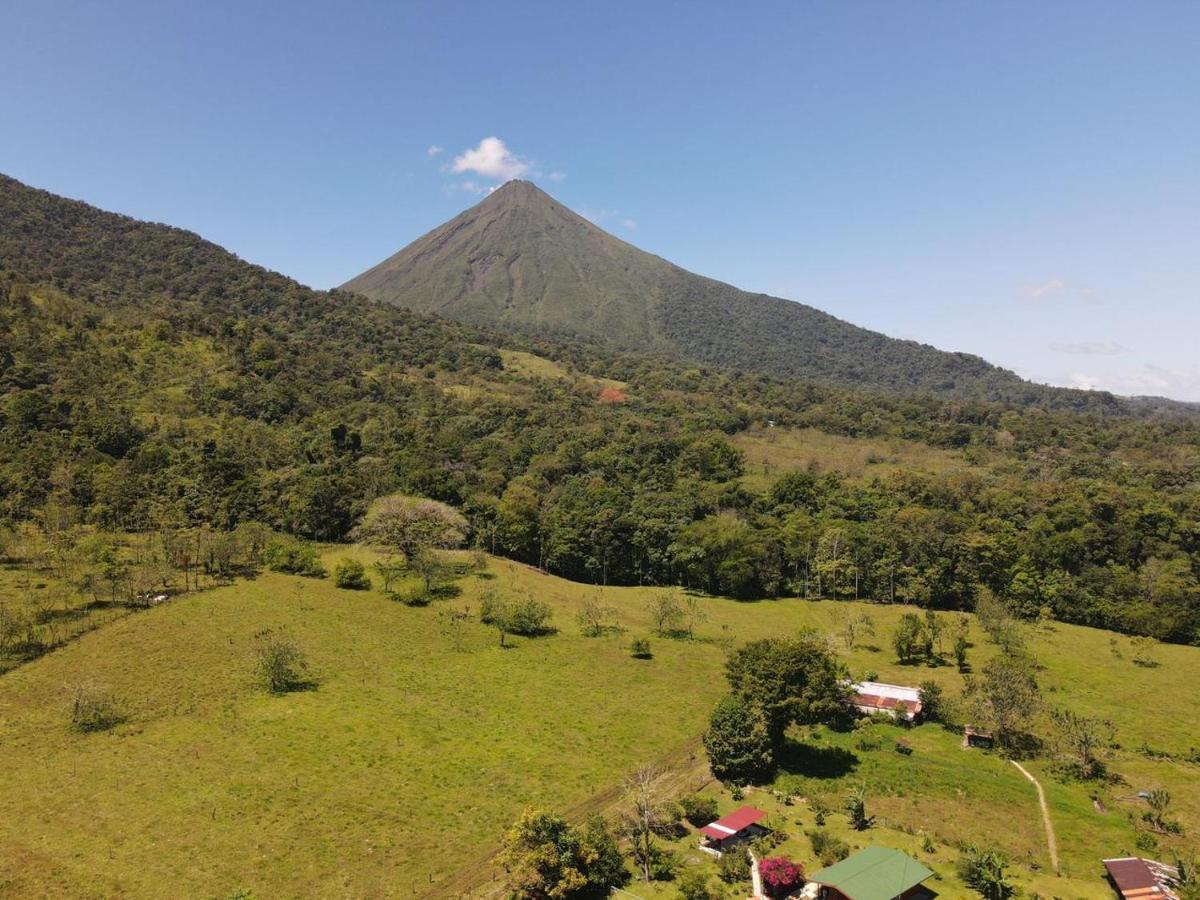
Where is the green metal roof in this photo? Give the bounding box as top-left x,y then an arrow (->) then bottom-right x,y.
809,846 -> 934,900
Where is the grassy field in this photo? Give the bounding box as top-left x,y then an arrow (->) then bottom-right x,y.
0,549 -> 1196,898
733,425 -> 981,490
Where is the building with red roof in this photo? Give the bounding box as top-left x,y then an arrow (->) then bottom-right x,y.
698,806 -> 769,855
1103,857 -> 1180,900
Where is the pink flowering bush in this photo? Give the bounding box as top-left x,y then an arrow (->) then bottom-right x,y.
759,856 -> 805,897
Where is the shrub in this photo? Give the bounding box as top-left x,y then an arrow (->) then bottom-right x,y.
844,784 -> 871,830
718,849 -> 751,884
648,844 -> 679,881
808,829 -> 850,867
679,794 -> 719,827
68,682 -> 124,732
957,844 -> 1015,900
254,629 -> 310,693
759,857 -> 805,898
630,638 -> 652,659
334,558 -> 371,590
394,584 -> 431,606
263,537 -> 326,577
677,869 -> 718,900
504,597 -> 553,636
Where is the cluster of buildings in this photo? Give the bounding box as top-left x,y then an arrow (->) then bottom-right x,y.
689,676 -> 1186,899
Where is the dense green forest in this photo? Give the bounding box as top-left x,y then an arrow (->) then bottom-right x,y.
2,173 -> 1199,645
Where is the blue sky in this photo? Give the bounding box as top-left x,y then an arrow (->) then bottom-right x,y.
4,1 -> 1199,399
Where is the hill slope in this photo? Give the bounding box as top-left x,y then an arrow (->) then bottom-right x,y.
344,181 -> 1071,402
3,171 -> 1199,646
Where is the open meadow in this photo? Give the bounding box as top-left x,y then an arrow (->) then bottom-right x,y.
0,548 -> 1197,898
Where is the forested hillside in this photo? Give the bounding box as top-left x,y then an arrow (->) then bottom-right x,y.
2,173 -> 1199,643
345,180 -> 1136,408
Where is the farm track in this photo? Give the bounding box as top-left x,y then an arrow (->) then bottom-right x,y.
421,735 -> 710,899
1010,760 -> 1060,875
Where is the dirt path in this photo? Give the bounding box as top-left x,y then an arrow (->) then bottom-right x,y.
1010,760 -> 1059,875
420,736 -> 711,899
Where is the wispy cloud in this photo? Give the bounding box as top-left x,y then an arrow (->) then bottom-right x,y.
1020,278 -> 1096,302
547,171 -> 566,182
452,136 -> 530,181
621,218 -> 638,230
1066,364 -> 1200,399
426,144 -> 443,158
1049,340 -> 1126,356
447,180 -> 493,196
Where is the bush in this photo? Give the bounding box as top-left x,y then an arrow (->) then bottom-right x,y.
263,537 -> 326,577
679,794 -> 719,827
808,829 -> 850,867
254,629 -> 310,693
718,849 -> 751,884
394,584 -> 431,606
677,869 -> 718,900
648,845 -> 679,881
504,597 -> 553,636
334,558 -> 371,590
957,844 -> 1015,900
759,857 -> 805,898
68,682 -> 124,732
630,638 -> 652,659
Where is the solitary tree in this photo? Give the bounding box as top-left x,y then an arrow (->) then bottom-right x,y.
647,592 -> 685,636
253,629 -> 310,694
621,766 -> 668,883
965,651 -> 1040,748
839,609 -> 875,651
893,613 -> 924,664
577,593 -> 617,637
703,694 -> 775,783
724,632 -> 847,749
1049,707 -> 1114,779
353,494 -> 467,597
498,809 -> 625,899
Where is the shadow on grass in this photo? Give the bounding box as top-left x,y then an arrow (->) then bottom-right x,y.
777,741 -> 860,779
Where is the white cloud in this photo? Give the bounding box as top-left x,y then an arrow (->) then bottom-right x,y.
1020,278 -> 1096,302
579,207 -> 616,224
1049,341 -> 1126,356
448,180 -> 492,195
1023,278 -> 1067,299
547,171 -> 566,182
1065,364 -> 1200,399
452,136 -> 530,181
427,144 -> 443,157
621,218 -> 638,230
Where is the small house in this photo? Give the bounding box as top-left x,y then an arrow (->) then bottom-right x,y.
850,681 -> 923,723
807,846 -> 936,900
1103,857 -> 1180,900
962,725 -> 995,749
698,806 -> 768,856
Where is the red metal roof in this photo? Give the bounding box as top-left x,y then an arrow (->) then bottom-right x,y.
699,806 -> 767,841
1103,858 -> 1180,900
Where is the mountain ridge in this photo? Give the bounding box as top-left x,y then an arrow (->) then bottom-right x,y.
343,180 -> 1071,403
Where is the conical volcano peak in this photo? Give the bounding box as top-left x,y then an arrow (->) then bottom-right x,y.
341,183 -> 1038,398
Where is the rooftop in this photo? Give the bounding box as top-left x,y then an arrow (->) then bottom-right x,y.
810,846 -> 935,900
1103,857 -> 1180,900
699,806 -> 767,841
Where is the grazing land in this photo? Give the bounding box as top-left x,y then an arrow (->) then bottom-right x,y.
733,425 -> 980,490
0,549 -> 1196,898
